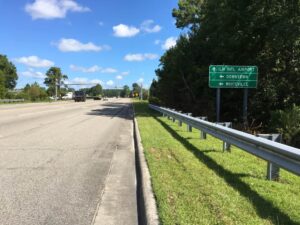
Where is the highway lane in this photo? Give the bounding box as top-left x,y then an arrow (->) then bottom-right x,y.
0,99 -> 137,225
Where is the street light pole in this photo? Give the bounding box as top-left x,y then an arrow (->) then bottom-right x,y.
55,78 -> 58,101
140,83 -> 143,100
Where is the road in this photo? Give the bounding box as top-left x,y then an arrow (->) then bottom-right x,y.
0,99 -> 137,225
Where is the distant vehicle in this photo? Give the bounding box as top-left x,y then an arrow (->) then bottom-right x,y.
93,96 -> 102,100
74,91 -> 86,102
62,92 -> 73,100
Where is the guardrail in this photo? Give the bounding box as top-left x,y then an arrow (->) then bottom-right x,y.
0,99 -> 25,103
149,104 -> 300,180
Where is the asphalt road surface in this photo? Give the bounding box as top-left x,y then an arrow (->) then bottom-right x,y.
0,99 -> 137,225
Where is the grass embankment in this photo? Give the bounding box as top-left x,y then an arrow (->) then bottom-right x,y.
134,101 -> 300,225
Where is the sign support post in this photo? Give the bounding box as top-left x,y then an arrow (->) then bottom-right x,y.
216,88 -> 221,122
209,65 -> 258,123
243,88 -> 248,126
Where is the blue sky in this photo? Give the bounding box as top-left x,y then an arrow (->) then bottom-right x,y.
0,0 -> 182,89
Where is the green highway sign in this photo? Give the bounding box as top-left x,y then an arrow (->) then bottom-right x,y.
209,65 -> 258,88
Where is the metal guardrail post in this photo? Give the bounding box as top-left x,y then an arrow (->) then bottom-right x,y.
178,111 -> 182,126
165,108 -> 171,120
257,134 -> 282,181
178,120 -> 182,126
186,113 -> 192,132
197,117 -> 208,139
216,122 -> 232,152
171,109 -> 176,122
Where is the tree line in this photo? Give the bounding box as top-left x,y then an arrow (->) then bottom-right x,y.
150,0 -> 300,147
0,55 -> 147,102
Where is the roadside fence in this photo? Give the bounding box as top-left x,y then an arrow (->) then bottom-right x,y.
0,99 -> 25,103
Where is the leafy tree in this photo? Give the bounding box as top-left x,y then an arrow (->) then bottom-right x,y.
149,79 -> 158,97
44,67 -> 68,98
142,89 -> 149,100
22,82 -> 47,101
103,89 -> 120,97
67,87 -> 75,92
79,84 -> 103,97
23,83 -> 31,92
0,71 -> 6,98
172,0 -> 202,29
0,54 -> 18,90
132,83 -> 140,93
90,84 -> 103,96
120,85 -> 130,97
270,105 -> 300,148
153,0 -> 300,129
132,83 -> 141,97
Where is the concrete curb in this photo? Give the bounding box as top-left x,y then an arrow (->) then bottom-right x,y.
133,117 -> 160,225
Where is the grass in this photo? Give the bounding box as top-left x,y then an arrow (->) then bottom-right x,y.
133,101 -> 300,225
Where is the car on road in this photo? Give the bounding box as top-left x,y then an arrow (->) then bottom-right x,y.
74,91 -> 86,102
93,95 -> 102,100
62,92 -> 73,100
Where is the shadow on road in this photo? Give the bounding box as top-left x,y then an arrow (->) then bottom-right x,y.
86,102 -> 133,120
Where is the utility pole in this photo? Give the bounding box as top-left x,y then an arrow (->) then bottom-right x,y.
140,83 -> 143,100
55,78 -> 58,101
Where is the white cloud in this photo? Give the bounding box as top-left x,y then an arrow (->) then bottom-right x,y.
154,40 -> 161,45
70,65 -> 101,73
91,79 -> 103,85
20,70 -> 45,79
116,75 -> 123,80
106,80 -> 114,86
137,78 -> 144,84
57,38 -> 106,52
162,37 -> 177,50
14,56 -> 54,68
144,53 -> 158,60
124,53 -> 158,62
68,77 -> 88,84
121,71 -> 130,76
113,24 -> 140,37
25,0 -> 90,20
70,64 -> 117,73
124,54 -> 144,61
98,21 -> 104,26
65,77 -> 102,85
141,20 -> 162,33
101,68 -> 118,73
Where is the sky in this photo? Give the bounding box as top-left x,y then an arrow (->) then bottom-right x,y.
0,0 -> 182,90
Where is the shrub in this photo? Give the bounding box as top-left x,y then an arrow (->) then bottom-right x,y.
148,96 -> 162,105
270,105 -> 300,148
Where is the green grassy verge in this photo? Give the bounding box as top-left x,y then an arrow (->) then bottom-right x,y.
134,101 -> 300,225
